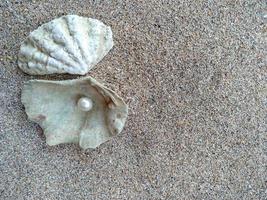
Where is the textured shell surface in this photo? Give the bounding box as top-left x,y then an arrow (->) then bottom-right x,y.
21,77 -> 128,149
18,15 -> 113,75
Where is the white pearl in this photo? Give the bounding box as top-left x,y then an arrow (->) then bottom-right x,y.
77,97 -> 93,111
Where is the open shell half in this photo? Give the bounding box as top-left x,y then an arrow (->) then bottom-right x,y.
21,77 -> 128,149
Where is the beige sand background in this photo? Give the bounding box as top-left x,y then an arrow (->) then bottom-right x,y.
0,0 -> 266,199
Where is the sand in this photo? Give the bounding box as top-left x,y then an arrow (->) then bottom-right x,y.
0,0 -> 266,199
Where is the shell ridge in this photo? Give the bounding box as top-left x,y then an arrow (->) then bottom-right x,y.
84,18 -> 95,65
26,44 -> 50,72
65,16 -> 89,73
79,20 -> 94,69
19,43 -> 42,72
41,24 -> 83,70
28,35 -> 75,72
97,23 -> 107,63
60,16 -> 88,71
90,20 -> 101,65
67,18 -> 89,71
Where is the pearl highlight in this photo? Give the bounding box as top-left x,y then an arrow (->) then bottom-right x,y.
77,97 -> 93,111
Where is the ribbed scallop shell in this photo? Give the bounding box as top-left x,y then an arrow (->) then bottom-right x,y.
18,15 -> 113,75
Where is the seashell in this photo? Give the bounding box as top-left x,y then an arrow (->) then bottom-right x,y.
18,15 -> 113,75
21,77 -> 128,149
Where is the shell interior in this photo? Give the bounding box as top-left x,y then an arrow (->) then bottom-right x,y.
21,77 -> 128,149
